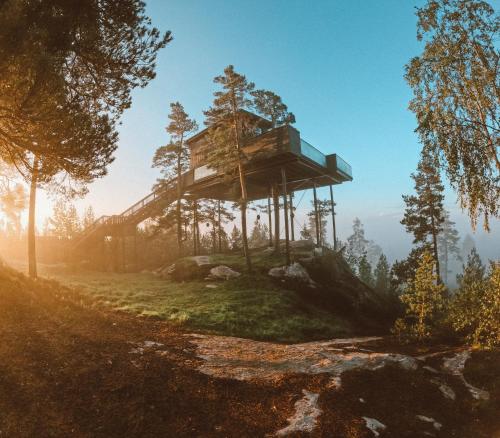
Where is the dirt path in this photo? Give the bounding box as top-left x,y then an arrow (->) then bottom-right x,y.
0,269 -> 498,437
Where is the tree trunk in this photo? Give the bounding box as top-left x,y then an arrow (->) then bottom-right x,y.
442,239 -> 448,285
238,163 -> 252,272
193,200 -> 198,256
217,200 -> 222,253
267,193 -> 273,247
431,216 -> 441,284
176,156 -> 183,257
329,185 -> 337,250
313,182 -> 320,247
28,156 -> 39,278
281,168 -> 290,266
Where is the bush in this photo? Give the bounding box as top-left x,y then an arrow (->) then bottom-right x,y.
392,251 -> 447,343
450,260 -> 499,349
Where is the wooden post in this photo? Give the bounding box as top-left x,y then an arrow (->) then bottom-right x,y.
133,226 -> 138,270
217,200 -> 222,253
329,185 -> 337,250
313,182 -> 320,247
121,228 -> 126,272
267,191 -> 273,247
193,199 -> 198,256
281,168 -> 291,266
100,233 -> 106,271
272,183 -> 280,252
289,192 -> 295,241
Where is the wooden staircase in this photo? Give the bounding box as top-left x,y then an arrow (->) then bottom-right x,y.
72,178 -> 178,250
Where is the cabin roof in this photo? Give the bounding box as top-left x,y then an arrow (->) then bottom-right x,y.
186,110 -> 273,146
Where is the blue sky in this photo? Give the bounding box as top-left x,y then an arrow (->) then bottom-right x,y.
36,0 -> 499,261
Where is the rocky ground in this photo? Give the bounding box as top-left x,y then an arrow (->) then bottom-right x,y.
0,265 -> 499,437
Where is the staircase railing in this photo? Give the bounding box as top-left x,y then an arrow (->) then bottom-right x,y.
72,177 -> 179,249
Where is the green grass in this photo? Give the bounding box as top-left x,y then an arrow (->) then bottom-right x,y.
13,257 -> 353,343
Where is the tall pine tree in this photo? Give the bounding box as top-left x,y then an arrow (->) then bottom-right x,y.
251,90 -> 295,127
402,149 -> 445,283
203,66 -> 255,271
437,210 -> 461,284
374,254 -> 391,294
153,102 -> 198,256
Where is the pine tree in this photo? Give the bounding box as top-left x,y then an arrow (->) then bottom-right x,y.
307,199 -> 330,246
199,200 -> 235,253
0,1 -> 170,277
461,234 -> 476,261
451,252 -> 499,348
300,223 -> 313,241
374,254 -> 391,294
358,253 -> 374,286
437,210 -> 461,284
0,182 -> 26,238
82,206 -> 96,230
402,149 -> 445,283
393,251 -> 447,343
251,90 -> 295,127
153,102 -> 198,256
457,248 -> 485,287
391,245 -> 431,293
48,200 -> 81,239
203,66 -> 256,271
345,217 -> 369,273
474,263 -> 500,348
229,225 -> 242,251
249,218 -> 268,248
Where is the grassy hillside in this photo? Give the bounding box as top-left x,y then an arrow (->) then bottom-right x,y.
11,248 -> 397,342
21,261 -> 352,343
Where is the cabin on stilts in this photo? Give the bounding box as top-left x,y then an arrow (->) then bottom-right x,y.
70,110 -> 353,271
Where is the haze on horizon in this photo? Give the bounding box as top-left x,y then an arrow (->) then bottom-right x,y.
28,0 -> 498,263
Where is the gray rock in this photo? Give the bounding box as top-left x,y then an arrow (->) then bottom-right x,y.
362,417 -> 386,437
209,265 -> 241,280
268,262 -> 317,287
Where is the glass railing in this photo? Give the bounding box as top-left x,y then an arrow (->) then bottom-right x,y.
300,139 -> 327,167
335,155 -> 352,178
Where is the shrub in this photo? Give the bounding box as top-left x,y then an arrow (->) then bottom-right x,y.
451,258 -> 499,349
393,251 -> 447,343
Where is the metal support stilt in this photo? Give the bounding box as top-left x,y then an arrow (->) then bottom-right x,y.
281,168 -> 291,266
329,185 -> 337,250
217,200 -> 222,253
272,183 -> 280,252
121,229 -> 126,272
193,199 -> 198,256
267,191 -> 273,247
313,182 -> 320,247
289,192 -> 295,241
133,226 -> 138,270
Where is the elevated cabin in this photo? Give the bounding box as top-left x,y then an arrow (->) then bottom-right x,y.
183,110 -> 352,201
70,110 -> 353,270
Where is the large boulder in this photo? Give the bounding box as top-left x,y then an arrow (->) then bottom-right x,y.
269,262 -> 317,287
208,265 -> 241,280
299,249 -> 400,329
167,258 -> 215,281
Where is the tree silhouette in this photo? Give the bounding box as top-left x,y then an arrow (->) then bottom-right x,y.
374,254 -> 391,294
437,210 -> 461,284
0,0 -> 171,277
